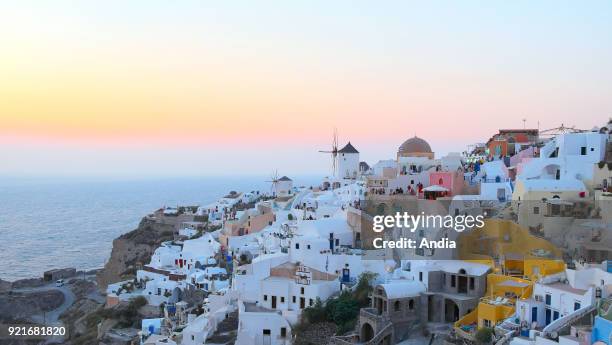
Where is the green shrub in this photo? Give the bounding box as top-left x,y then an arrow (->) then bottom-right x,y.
301,271 -> 377,333
353,272 -> 377,307
475,327 -> 493,344
303,298 -> 327,323
325,291 -> 359,326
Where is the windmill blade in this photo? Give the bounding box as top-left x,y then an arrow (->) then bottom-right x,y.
332,154 -> 337,175
332,128 -> 338,175
268,170 -> 279,194
318,128 -> 340,176
333,128 -> 338,151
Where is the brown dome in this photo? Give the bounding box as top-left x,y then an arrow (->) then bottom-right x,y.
398,136 -> 432,154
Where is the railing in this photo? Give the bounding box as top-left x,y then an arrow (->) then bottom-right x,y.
454,326 -> 475,341
329,334 -> 355,345
330,321 -> 393,345
361,307 -> 383,320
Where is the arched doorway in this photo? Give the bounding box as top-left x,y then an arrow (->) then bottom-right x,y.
445,299 -> 459,322
361,322 -> 374,342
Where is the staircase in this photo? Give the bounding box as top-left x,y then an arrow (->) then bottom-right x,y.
542,305 -> 596,338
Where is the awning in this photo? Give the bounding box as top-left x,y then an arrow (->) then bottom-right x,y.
423,185 -> 449,192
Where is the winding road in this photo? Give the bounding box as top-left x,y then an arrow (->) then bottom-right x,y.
13,283 -> 75,326
12,275 -> 102,344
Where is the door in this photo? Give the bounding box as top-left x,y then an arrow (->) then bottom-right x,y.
271,296 -> 277,309
300,297 -> 305,309
497,188 -> 505,202
545,308 -> 551,325
263,329 -> 271,345
342,268 -> 350,283
532,307 -> 538,323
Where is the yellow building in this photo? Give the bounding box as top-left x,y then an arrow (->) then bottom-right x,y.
454,220 -> 566,339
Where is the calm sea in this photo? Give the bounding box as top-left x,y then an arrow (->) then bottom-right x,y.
0,175 -> 321,281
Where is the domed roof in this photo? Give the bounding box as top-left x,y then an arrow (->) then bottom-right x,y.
398,136 -> 432,154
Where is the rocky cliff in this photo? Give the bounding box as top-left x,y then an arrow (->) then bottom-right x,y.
96,217 -> 177,291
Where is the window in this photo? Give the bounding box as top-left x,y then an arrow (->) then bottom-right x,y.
551,204 -> 560,215
263,329 -> 271,335
574,302 -> 581,311
409,299 -> 414,310
483,319 -> 492,327
281,327 -> 287,338
533,206 -> 539,214
419,272 -> 423,281
394,301 -> 401,311
581,147 -> 587,155
307,245 -> 311,249
335,239 -> 339,246
469,277 -> 475,290
292,296 -> 296,303
553,311 -> 559,320
451,275 -> 456,287
301,287 -> 305,294
309,298 -> 313,306
191,335 -> 195,341
545,294 -> 551,306
264,295 -> 268,301
295,243 -> 299,249
281,296 -> 285,303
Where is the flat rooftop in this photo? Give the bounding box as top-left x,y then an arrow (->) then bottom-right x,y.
546,282 -> 588,295
244,302 -> 278,313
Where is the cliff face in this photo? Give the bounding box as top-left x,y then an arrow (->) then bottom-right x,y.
96,217 -> 176,290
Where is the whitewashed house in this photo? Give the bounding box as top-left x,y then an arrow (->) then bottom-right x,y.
235,301 -> 292,345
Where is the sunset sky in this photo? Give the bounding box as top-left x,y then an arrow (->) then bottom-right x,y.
1,1 -> 611,176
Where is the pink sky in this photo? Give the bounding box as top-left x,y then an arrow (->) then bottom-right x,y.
1,2 -> 611,176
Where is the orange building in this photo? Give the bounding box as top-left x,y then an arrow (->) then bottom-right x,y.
486,129 -> 539,158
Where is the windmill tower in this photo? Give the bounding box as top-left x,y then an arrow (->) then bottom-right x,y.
319,128 -> 339,176
337,142 -> 360,179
